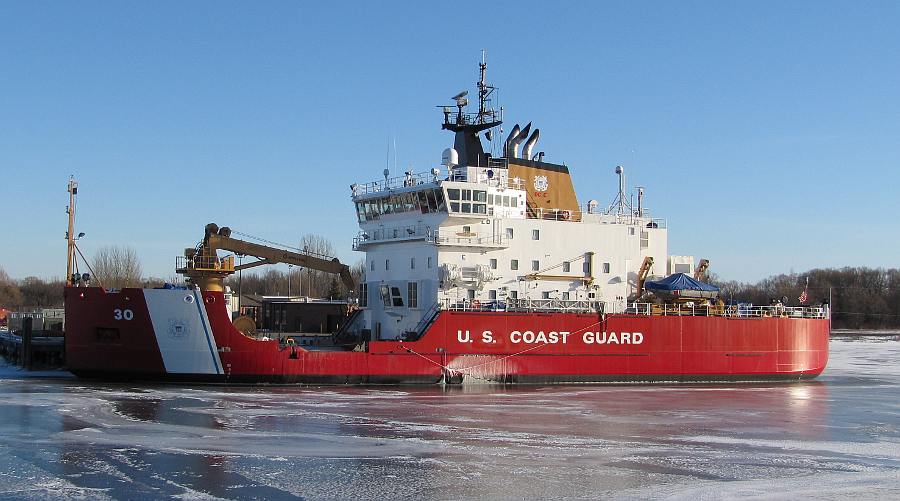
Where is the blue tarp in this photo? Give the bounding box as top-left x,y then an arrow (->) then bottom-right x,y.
644,273 -> 720,292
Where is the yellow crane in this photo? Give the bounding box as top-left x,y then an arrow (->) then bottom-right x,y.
629,256 -> 655,301
176,223 -> 354,295
694,259 -> 710,281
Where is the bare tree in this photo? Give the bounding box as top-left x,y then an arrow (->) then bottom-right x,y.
92,245 -> 143,289
0,266 -> 24,309
299,234 -> 337,298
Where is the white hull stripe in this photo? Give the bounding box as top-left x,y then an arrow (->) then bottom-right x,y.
192,289 -> 222,374
144,288 -> 223,375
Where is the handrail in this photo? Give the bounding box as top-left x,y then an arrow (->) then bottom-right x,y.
427,228 -> 506,247
440,297 -> 604,314
353,224 -> 430,249
622,302 -> 828,319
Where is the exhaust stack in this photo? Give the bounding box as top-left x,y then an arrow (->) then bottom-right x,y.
504,124 -> 521,158
522,129 -> 540,160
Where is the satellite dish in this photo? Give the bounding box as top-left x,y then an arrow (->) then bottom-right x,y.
451,90 -> 469,101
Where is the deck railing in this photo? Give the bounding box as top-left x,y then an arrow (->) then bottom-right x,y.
623,302 -> 828,319
440,297 -> 604,314
435,298 -> 827,319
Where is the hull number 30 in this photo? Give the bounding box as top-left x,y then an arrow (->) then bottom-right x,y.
114,308 -> 134,321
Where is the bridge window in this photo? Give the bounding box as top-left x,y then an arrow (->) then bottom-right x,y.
510,259 -> 519,270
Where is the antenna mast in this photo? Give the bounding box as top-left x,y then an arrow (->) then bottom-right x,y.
477,49 -> 497,125
65,178 -> 78,286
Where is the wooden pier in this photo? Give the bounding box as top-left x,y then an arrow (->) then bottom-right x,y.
0,318 -> 66,370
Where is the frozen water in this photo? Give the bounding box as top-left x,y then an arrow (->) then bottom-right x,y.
0,337 -> 898,500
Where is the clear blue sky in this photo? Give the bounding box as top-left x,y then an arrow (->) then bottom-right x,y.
2,1 -> 898,283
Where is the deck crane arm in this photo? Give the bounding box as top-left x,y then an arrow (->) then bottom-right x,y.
179,223 -> 355,294
694,259 -> 710,281
629,256 -> 655,301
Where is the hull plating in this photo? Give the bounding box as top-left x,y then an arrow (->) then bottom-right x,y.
65,288 -> 829,384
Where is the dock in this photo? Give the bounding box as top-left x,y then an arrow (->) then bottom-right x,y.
0,318 -> 65,369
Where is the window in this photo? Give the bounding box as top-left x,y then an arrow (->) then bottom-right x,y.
510,290 -> 518,299
474,190 -> 487,202
390,286 -> 404,307
510,259 -> 519,270
380,285 -> 391,307
410,257 -> 415,269
427,256 -> 433,268
385,259 -> 390,271
629,227 -> 636,236
447,188 -> 460,200
532,260 -> 540,271
370,260 -> 375,271
603,262 -> 611,273
463,226 -> 471,233
505,228 -> 514,239
641,231 -> 649,249
542,291 -> 551,299
461,202 -> 471,213
487,194 -> 494,205
489,290 -> 497,300
489,258 -> 497,269
511,197 -> 518,207
532,229 -> 540,240
562,292 -> 570,301
562,261 -> 570,272
462,190 -> 472,201
407,282 -> 418,308
359,283 -> 368,307
467,289 -> 476,300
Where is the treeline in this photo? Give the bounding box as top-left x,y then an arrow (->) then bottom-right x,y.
710,267 -> 900,329
222,262 -> 364,299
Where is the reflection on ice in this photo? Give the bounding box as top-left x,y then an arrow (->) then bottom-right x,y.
0,338 -> 898,499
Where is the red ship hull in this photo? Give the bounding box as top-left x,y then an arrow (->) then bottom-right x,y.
65,287 -> 829,384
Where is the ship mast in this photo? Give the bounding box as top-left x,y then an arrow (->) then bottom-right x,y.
65,178 -> 78,286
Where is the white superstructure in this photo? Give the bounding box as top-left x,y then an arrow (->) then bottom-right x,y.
348,59 -> 691,341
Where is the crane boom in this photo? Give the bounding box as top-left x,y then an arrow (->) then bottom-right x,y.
176,223 -> 354,295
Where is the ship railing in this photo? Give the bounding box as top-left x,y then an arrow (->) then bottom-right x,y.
352,171 -> 442,197
175,255 -> 235,273
623,302 -> 827,319
440,297 -> 604,314
426,228 -> 507,248
353,224 -> 430,250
